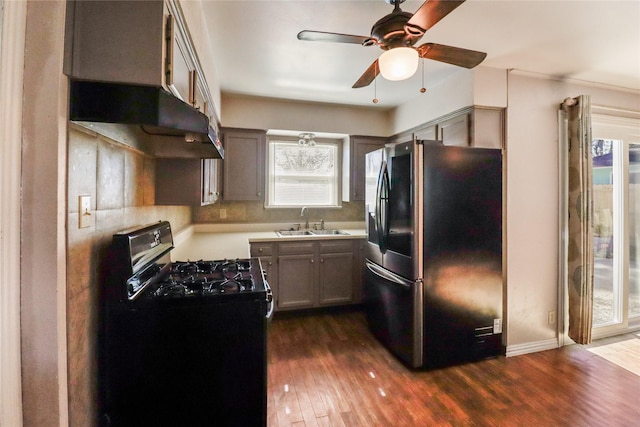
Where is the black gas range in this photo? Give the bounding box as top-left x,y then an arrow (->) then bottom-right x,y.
100,221 -> 271,427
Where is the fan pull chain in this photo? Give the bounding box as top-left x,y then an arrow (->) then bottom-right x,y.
419,58 -> 426,93
373,62 -> 379,104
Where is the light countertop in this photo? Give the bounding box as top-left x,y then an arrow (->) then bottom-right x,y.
171,222 -> 366,261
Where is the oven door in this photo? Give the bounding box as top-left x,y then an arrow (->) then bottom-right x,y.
101,298 -> 268,427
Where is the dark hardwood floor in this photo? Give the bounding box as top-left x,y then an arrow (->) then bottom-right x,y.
267,309 -> 640,427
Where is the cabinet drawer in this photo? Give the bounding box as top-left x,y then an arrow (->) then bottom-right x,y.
319,240 -> 353,254
278,242 -> 315,255
250,243 -> 274,257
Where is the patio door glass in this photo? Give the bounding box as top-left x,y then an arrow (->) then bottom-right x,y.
628,144 -> 639,319
591,115 -> 640,337
592,139 -> 616,326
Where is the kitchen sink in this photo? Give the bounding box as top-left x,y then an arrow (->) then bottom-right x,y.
309,229 -> 349,235
275,229 -> 349,237
275,230 -> 314,237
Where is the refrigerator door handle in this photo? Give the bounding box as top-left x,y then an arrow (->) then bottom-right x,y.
381,163 -> 390,245
376,162 -> 390,253
375,161 -> 388,253
366,260 -> 412,289
374,161 -> 383,234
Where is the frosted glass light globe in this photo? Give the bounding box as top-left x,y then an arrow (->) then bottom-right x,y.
378,47 -> 419,81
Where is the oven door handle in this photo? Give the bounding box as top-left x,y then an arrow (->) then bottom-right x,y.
264,280 -> 275,321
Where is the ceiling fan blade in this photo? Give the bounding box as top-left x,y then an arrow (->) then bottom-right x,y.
352,60 -> 380,88
416,43 -> 486,68
297,30 -> 374,45
405,0 -> 466,35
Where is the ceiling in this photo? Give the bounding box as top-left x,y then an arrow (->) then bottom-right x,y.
200,0 -> 640,109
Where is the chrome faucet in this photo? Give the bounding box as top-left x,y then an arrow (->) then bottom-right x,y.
300,206 -> 309,229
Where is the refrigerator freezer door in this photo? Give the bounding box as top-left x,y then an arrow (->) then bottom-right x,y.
363,260 -> 423,368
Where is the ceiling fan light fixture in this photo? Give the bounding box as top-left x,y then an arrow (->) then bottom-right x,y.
378,47 -> 419,81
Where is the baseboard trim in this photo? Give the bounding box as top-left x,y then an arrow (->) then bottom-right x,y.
506,338 -> 559,357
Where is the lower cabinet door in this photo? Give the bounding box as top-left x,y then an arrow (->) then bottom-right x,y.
319,252 -> 353,305
277,254 -> 315,309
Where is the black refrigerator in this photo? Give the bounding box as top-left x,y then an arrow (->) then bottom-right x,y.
364,139 -> 503,369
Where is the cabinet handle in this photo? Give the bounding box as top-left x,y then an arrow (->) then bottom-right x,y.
257,192 -> 262,197
164,15 -> 174,86
310,259 -> 314,263
258,248 -> 263,252
189,70 -> 197,107
320,258 -> 324,263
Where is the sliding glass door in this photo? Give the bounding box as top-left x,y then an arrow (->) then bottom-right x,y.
591,115 -> 640,338
629,144 -> 639,320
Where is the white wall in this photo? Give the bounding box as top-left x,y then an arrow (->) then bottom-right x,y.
221,93 -> 392,136
21,1 -> 69,425
1,1 -> 26,426
390,68 -> 474,134
473,66 -> 508,108
505,71 -> 640,348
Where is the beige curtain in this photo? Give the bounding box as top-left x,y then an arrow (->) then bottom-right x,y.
562,95 -> 594,344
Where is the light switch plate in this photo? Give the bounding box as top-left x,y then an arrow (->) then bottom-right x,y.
79,195 -> 92,228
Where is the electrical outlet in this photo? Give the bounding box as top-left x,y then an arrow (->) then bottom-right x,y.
548,310 -> 556,324
79,195 -> 92,228
219,208 -> 227,219
493,318 -> 502,334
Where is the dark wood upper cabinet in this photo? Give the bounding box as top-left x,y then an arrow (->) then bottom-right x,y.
222,128 -> 266,201
345,135 -> 387,202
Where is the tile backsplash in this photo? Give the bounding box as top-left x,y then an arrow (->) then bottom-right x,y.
66,124 -> 191,426
193,200 -> 365,224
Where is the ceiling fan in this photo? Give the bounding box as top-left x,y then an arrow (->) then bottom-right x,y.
297,0 -> 486,88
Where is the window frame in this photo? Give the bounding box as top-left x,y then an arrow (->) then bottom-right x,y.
265,136 -> 343,208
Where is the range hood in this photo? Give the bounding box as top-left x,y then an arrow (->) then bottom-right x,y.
69,80 -> 224,159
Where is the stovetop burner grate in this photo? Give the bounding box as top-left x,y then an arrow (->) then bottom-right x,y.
150,259 -> 256,299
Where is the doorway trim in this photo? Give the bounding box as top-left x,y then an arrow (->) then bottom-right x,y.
0,0 -> 26,426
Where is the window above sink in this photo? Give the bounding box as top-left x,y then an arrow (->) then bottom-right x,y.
265,130 -> 348,209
